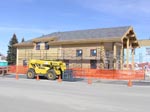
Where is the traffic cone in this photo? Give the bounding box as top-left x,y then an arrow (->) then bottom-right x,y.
88,78 -> 92,84
58,75 -> 62,83
36,75 -> 39,81
128,80 -> 132,87
16,73 -> 19,80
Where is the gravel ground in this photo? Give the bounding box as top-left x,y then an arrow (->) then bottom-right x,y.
0,76 -> 150,112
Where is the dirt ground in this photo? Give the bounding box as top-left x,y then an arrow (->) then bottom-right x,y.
0,76 -> 150,112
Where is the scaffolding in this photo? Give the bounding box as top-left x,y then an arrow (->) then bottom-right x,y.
19,47 -> 123,70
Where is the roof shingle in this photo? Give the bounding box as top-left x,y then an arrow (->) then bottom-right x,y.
14,26 -> 132,47
43,26 -> 131,41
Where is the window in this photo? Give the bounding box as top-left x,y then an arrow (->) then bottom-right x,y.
90,60 -> 97,69
23,59 -> 27,66
90,49 -> 97,56
45,42 -> 49,50
76,49 -> 82,57
36,42 -> 41,50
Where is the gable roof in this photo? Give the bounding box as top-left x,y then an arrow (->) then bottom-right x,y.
14,26 -> 139,47
34,26 -> 131,42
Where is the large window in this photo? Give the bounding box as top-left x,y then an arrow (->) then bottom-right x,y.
90,49 -> 97,56
45,42 -> 49,50
76,49 -> 82,57
36,42 -> 41,50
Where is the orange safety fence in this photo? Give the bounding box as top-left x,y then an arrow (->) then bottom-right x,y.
71,68 -> 145,80
7,66 -> 145,80
8,65 -> 29,74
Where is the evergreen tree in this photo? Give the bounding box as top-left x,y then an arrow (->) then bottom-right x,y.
21,37 -> 25,42
7,34 -> 18,65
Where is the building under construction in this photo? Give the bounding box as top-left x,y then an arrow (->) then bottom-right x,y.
14,26 -> 140,70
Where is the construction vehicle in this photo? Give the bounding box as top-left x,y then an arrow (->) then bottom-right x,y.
27,59 -> 66,80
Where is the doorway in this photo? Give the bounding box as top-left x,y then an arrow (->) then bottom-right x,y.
105,60 -> 110,69
90,60 -> 97,69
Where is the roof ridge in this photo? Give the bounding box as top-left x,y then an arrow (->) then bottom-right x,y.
51,26 -> 131,34
21,26 -> 132,43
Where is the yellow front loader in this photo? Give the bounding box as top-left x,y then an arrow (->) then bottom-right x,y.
27,59 -> 66,80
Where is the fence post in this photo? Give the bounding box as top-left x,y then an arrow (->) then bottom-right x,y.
16,66 -> 19,80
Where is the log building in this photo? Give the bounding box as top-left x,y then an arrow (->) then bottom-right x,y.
14,26 -> 140,70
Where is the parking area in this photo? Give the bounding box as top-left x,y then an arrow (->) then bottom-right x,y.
0,75 -> 150,112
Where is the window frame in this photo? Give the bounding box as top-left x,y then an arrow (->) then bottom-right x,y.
36,42 -> 41,50
45,42 -> 49,50
76,49 -> 83,57
23,59 -> 27,66
90,49 -> 97,56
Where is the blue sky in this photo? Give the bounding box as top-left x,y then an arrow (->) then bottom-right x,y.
0,0 -> 150,55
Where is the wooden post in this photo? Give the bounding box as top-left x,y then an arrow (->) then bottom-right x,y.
113,43 -> 117,69
16,48 -> 19,66
16,66 -> 19,80
57,46 -> 62,60
41,50 -> 44,59
100,43 -> 104,69
126,38 -> 129,70
132,48 -> 135,70
120,45 -> 123,70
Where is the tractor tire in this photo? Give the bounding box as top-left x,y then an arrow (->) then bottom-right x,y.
47,70 -> 56,80
27,69 -> 35,79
